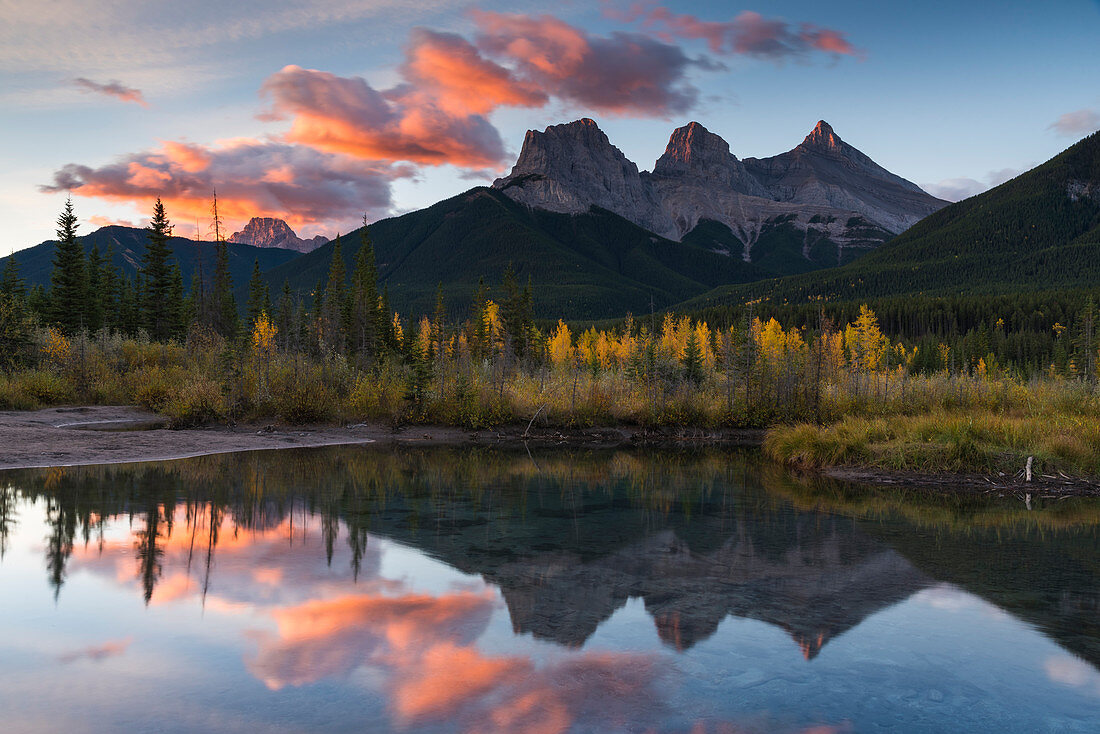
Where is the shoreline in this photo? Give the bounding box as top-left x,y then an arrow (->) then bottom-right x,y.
4,406 -> 1100,497
0,405 -> 763,471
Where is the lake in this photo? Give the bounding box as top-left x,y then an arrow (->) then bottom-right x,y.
0,446 -> 1097,733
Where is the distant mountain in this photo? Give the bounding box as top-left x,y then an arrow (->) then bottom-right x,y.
229,217 -> 328,253
2,226 -> 301,295
678,129 -> 1100,311
494,119 -> 946,270
262,187 -> 775,321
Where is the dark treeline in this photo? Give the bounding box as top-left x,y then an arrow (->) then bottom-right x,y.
687,291 -> 1100,380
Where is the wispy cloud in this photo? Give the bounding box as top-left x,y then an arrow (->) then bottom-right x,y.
1049,109 -> 1100,137
603,3 -> 862,61
72,77 -> 147,106
58,638 -> 133,663
922,167 -> 1025,202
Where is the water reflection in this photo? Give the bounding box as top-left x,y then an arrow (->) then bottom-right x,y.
0,447 -> 1098,733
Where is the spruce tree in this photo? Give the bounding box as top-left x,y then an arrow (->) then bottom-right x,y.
143,198 -> 175,340
431,283 -> 447,361
245,259 -> 268,329
85,244 -> 105,332
350,221 -> 380,359
276,280 -> 294,351
99,246 -> 120,331
321,237 -> 346,352
682,327 -> 704,383
48,197 -> 87,334
0,257 -> 26,301
168,264 -> 187,339
0,256 -> 32,370
212,240 -> 237,338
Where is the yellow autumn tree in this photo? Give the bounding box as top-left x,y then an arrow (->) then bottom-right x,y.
844,305 -> 888,373
251,312 -> 278,397
548,320 -> 573,368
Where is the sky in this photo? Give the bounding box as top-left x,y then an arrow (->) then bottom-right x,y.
2,0 -> 1099,256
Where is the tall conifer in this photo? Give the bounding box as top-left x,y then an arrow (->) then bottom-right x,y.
49,197 -> 87,334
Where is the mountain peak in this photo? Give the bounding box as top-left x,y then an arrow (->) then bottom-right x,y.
801,120 -> 843,150
653,122 -> 767,197
228,217 -> 328,254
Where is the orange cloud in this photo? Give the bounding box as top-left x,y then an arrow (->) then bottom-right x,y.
261,65 -> 508,168
43,138 -> 405,233
402,29 -> 547,117
249,590 -> 663,733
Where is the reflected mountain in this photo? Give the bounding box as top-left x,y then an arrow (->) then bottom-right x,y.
0,446 -> 1096,667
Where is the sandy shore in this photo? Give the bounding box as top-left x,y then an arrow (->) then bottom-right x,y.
0,406 -> 762,470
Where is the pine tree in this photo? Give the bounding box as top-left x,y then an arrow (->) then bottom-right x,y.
0,256 -> 33,371
276,280 -> 294,351
350,220 -> 380,360
48,197 -> 87,334
143,198 -> 175,340
168,264 -> 187,338
0,257 -> 26,301
321,237 -> 346,353
212,240 -> 237,338
85,244 -> 105,332
682,326 -> 704,383
431,282 -> 446,361
245,259 -> 268,329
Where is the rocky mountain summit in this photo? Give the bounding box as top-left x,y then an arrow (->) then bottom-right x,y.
228,217 -> 328,253
494,119 -> 947,266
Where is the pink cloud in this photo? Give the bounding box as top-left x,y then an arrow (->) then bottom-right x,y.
402,29 -> 548,117
1049,109 -> 1100,137
43,138 -> 405,234
72,77 -> 148,106
611,4 -> 861,61
58,638 -> 133,663
260,64 -> 508,168
471,11 -> 701,116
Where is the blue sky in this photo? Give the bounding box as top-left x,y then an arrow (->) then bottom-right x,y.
2,0 -> 1098,256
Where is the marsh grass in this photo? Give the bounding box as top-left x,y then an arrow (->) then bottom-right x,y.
765,409 -> 1100,475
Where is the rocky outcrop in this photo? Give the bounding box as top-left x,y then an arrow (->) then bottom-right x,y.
493,119 -> 667,236
228,217 -> 328,253
494,119 -> 948,265
742,121 -> 945,233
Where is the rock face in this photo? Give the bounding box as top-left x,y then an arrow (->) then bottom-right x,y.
228,217 -> 328,253
494,118 -> 667,236
494,119 -> 948,266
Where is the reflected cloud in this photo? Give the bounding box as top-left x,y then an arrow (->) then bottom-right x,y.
1045,655 -> 1100,696
58,637 -> 132,663
249,589 -> 661,733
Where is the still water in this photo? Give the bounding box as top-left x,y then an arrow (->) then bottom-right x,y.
0,446 -> 1097,733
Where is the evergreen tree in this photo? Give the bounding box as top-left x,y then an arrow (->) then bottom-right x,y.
245,259 -> 268,328
431,282 -> 446,361
85,244 -> 105,332
276,280 -> 294,351
168,264 -> 187,338
0,256 -> 33,371
99,246 -> 121,331
350,221 -> 381,359
321,237 -> 346,352
682,327 -> 704,383
0,257 -> 26,301
48,197 -> 87,334
211,240 -> 237,338
143,198 -> 175,340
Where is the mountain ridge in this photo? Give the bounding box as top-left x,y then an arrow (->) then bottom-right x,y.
494,118 -> 947,267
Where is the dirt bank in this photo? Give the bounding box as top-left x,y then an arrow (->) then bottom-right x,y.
0,406 -> 763,470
